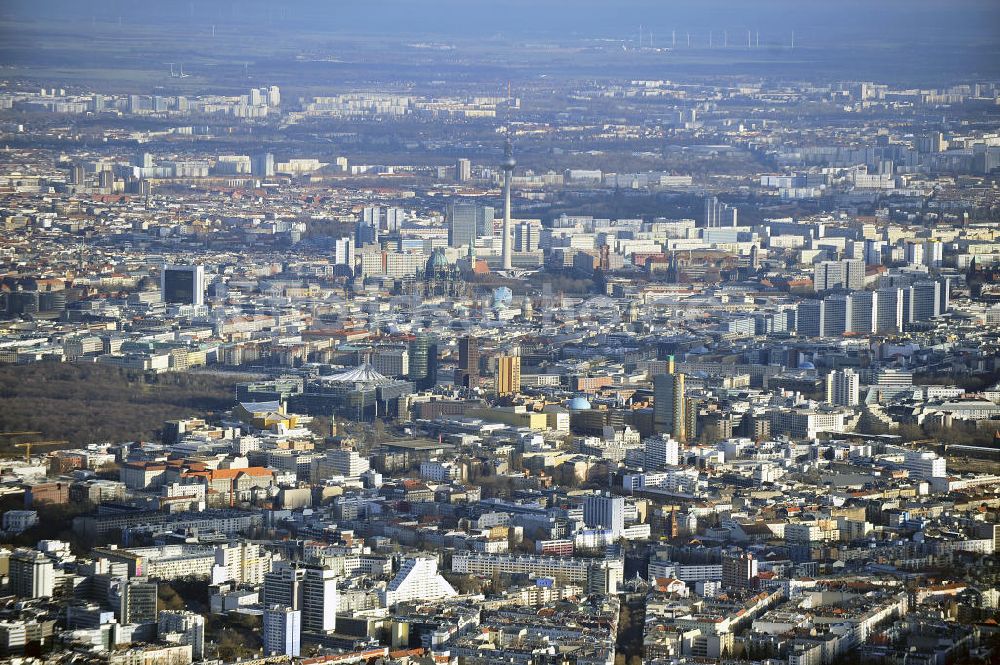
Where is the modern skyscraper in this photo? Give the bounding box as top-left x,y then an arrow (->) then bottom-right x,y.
262,562 -> 337,635
161,265 -> 205,306
447,202 -> 480,249
796,300 -> 825,337
252,152 -> 275,177
938,276 -> 951,314
263,605 -> 301,657
644,435 -> 680,469
875,287 -> 904,334
654,372 -> 687,441
863,239 -> 885,265
822,294 -> 850,336
814,259 -> 865,292
355,218 -> 378,247
514,221 -> 541,252
385,207 -> 406,232
408,333 -> 438,390
119,576 -> 158,624
826,369 -> 860,407
496,355 -> 521,396
456,158 -> 471,183
909,280 -> 942,323
456,336 -> 480,389
333,236 -> 355,272
501,137 -> 516,270
9,549 -> 54,599
847,291 -> 876,334
583,493 -> 626,538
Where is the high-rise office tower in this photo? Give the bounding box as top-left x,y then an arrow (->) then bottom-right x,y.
847,291 -> 876,334
501,137 -> 516,270
355,218 -> 378,247
863,239 -> 885,265
826,369 -> 860,407
252,152 -> 275,177
262,562 -> 337,635
333,236 -> 355,271
583,493 -> 625,538
875,287 -> 904,333
263,605 -> 301,657
514,221 -> 541,252
161,265 -> 205,307
456,336 -> 480,389
904,240 -> 926,267
119,576 -> 158,624
813,260 -> 842,292
938,276 -> 951,314
372,346 -> 409,377
447,202 -> 480,249
814,259 -> 865,292
822,294 -> 850,336
923,240 -> 943,268
796,300 -> 825,337
643,434 -> 679,469
496,355 -> 521,396
654,372 -> 687,441
908,280 -> 941,324
99,169 -> 114,193
9,549 -> 54,599
385,207 -> 406,232
408,333 -> 438,390
456,158 -> 471,183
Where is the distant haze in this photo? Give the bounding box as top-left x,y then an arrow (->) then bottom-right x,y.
2,0 -> 999,45
1,0 -> 998,86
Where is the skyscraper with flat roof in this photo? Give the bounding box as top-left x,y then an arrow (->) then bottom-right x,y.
456,158 -> 471,182
826,369 -> 860,407
654,372 -> 687,442
456,336 -> 480,389
263,605 -> 300,657
496,355 -> 521,396
583,493 -> 625,538
161,265 -> 205,307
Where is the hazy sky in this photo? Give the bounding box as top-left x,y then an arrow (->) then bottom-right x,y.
3,0 -> 999,46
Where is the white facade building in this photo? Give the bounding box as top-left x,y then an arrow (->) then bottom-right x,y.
379,556 -> 457,607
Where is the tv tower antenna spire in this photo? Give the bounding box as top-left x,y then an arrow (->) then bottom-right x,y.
500,134 -> 516,272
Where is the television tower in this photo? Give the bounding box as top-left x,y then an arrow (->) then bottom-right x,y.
501,135 -> 516,271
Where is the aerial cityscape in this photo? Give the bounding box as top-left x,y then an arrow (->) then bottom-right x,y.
1,1 -> 1000,664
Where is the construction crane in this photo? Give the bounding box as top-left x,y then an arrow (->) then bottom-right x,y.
12,440 -> 69,463
0,431 -> 43,438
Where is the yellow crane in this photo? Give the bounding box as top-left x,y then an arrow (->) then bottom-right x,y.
12,440 -> 69,463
